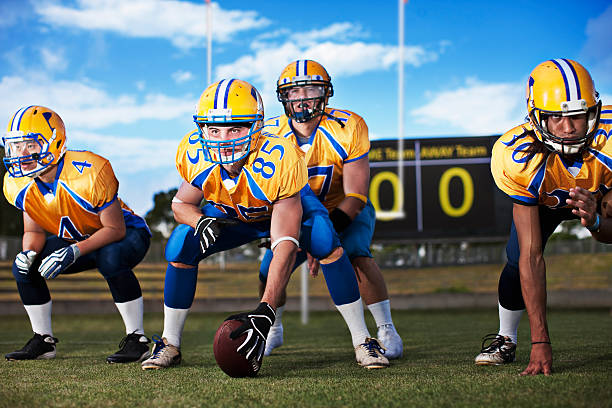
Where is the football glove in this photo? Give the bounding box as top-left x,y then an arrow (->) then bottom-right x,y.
194,216 -> 238,255
14,250 -> 38,275
39,244 -> 80,279
227,302 -> 275,363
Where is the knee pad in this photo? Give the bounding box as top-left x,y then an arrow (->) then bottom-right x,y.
498,263 -> 525,310
308,215 -> 337,259
165,224 -> 200,264
12,262 -> 33,283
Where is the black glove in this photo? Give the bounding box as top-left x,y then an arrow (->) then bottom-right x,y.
227,302 -> 275,363
194,216 -> 238,255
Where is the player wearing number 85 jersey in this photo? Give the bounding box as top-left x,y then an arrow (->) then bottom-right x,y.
2,105 -> 152,363
142,79 -> 385,372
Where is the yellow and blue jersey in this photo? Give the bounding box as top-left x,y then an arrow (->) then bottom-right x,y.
3,150 -> 148,241
491,105 -> 612,208
175,129 -> 307,222
263,107 -> 370,211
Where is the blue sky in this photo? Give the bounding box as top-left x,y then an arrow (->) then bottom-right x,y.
1,0 -> 611,216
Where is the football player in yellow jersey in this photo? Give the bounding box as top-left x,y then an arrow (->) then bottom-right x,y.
475,59 -> 612,375
258,60 -> 403,359
141,79 -> 388,373
2,106 -> 152,363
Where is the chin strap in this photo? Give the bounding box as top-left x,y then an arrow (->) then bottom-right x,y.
322,111 -> 345,128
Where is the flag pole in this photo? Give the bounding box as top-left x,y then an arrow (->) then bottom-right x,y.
206,0 -> 212,85
397,0 -> 407,218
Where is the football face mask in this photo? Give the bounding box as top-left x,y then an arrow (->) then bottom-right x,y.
279,85 -> 327,123
194,79 -> 264,164
3,131 -> 56,178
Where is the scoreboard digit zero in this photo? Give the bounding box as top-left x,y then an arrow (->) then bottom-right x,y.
368,136 -> 512,241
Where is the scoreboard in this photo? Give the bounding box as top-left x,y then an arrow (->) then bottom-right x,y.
368,136 -> 512,241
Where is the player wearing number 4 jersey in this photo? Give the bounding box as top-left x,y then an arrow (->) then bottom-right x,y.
2,106 -> 151,363
476,59 -> 612,376
259,60 -> 403,361
141,78 -> 387,372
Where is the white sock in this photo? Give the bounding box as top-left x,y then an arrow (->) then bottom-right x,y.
272,305 -> 284,328
367,299 -> 393,328
24,300 -> 53,336
115,297 -> 144,335
335,298 -> 370,348
162,305 -> 190,347
498,302 -> 524,344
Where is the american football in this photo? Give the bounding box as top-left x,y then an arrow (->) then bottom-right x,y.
213,319 -> 260,378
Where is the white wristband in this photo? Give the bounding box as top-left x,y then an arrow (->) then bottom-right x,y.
270,236 -> 299,251
171,196 -> 184,204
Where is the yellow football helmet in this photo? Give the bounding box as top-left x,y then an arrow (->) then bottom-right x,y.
277,59 -> 333,123
194,79 -> 264,164
526,58 -> 601,155
2,105 -> 67,178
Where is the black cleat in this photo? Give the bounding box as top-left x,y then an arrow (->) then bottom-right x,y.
6,333 -> 58,361
106,332 -> 151,364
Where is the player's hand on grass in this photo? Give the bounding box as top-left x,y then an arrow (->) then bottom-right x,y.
520,343 -> 552,376
39,244 -> 80,279
227,302 -> 275,363
14,250 -> 37,275
567,187 -> 598,229
195,216 -> 239,255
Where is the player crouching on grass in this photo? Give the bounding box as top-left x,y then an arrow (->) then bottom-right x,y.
140,79 -> 388,372
258,59 -> 403,360
2,106 -> 152,363
475,59 -> 612,375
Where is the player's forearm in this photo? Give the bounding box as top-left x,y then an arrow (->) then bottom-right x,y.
22,231 -> 46,253
261,242 -> 297,309
172,202 -> 205,228
519,253 -> 550,342
76,224 -> 126,256
336,196 -> 366,220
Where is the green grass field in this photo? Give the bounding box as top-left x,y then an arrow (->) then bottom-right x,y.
1,309 -> 611,408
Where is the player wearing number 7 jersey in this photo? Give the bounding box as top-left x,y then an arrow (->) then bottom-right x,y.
142,78 -> 388,372
2,105 -> 152,363
259,60 -> 403,360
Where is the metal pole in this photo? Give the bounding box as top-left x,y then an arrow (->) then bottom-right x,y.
397,0 -> 406,217
206,0 -> 212,85
301,262 -> 309,324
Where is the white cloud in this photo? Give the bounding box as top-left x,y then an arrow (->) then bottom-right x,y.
411,78 -> 525,135
40,47 -> 68,72
135,80 -> 146,91
216,37 -> 439,116
0,74 -> 196,130
172,70 -> 194,84
35,0 -> 270,49
289,22 -> 365,46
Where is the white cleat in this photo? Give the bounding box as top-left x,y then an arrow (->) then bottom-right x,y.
475,334 -> 516,365
355,338 -> 390,369
377,324 -> 403,359
264,324 -> 283,356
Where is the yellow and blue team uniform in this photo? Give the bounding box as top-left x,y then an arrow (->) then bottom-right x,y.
162,129 -> 361,309
3,150 -> 150,306
258,108 -> 374,280
491,106 -> 612,310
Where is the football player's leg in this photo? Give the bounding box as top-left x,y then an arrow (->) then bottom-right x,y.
477,207 -> 571,365
95,227 -> 151,363
342,202 -> 403,359
6,236 -> 70,360
258,249 -> 307,355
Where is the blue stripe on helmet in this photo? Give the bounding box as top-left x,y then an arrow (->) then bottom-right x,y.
562,58 -> 581,100
550,59 -> 571,101
250,86 -> 257,102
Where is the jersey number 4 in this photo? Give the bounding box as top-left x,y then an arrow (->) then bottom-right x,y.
58,216 -> 88,241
